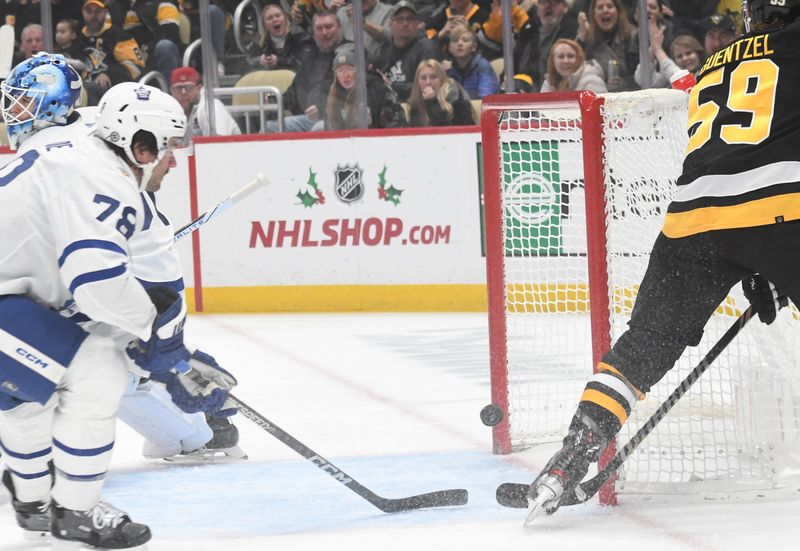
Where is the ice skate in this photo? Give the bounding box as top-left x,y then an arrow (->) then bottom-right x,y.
2,469 -> 51,539
525,412 -> 607,526
51,500 -> 151,549
164,417 -> 247,462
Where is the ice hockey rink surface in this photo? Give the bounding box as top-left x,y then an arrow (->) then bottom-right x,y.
1,313 -> 797,550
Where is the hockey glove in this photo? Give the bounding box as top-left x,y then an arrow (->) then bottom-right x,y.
150,350 -> 237,416
126,286 -> 190,373
741,274 -> 789,325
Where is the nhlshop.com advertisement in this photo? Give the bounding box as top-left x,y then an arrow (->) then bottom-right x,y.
188,131 -> 487,311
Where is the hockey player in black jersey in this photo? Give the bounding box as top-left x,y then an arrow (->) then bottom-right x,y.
525,0 -> 800,523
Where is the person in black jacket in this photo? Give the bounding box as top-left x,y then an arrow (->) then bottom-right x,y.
79,0 -> 146,104
116,0 -> 181,83
324,44 -> 406,130
268,9 -> 348,132
246,4 -> 312,72
370,1 -> 441,102
408,58 -> 474,126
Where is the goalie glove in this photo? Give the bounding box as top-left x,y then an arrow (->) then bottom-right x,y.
741,274 -> 789,325
151,350 -> 238,417
127,286 -> 190,373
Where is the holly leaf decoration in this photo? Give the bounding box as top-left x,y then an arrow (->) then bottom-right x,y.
297,189 -> 318,208
307,167 -> 319,191
378,166 -> 388,188
384,185 -> 403,205
376,165 -> 403,205
296,167 -> 325,207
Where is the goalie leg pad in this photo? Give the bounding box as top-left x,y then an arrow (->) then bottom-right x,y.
118,377 -> 212,458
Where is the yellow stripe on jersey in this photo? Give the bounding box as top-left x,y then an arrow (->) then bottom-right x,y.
123,11 -> 140,30
597,362 -> 645,399
580,388 -> 629,424
115,38 -> 145,79
157,2 -> 180,25
662,192 -> 800,238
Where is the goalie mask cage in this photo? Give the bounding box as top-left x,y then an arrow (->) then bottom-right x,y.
480,89 -> 800,505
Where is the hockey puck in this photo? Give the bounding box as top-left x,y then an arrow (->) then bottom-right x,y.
480,404 -> 504,427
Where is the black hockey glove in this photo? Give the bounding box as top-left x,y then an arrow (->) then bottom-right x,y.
741,274 -> 789,325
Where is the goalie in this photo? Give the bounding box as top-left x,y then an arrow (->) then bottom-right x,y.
525,0 -> 800,522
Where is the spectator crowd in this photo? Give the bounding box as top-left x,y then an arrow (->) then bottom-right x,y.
0,0 -> 744,133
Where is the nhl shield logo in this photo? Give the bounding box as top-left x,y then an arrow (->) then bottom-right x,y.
334,164 -> 364,204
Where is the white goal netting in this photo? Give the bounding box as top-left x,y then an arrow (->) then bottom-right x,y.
488,89 -> 800,496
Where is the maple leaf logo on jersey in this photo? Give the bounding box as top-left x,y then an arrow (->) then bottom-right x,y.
377,165 -> 403,205
296,167 -> 326,208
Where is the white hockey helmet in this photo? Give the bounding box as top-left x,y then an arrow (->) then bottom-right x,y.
94,82 -> 186,167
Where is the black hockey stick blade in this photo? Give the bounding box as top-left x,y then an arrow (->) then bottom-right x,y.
229,394 -> 469,513
494,307 -> 755,510
496,483 -> 529,508
372,489 -> 469,513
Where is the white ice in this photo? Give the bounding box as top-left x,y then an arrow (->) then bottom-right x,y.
1,313 -> 798,550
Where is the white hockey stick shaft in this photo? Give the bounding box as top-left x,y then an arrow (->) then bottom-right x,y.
0,24 -> 15,79
173,172 -> 269,242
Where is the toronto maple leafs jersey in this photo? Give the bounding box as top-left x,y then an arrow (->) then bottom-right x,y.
18,110 -> 185,294
0,135 -> 156,340
663,20 -> 800,238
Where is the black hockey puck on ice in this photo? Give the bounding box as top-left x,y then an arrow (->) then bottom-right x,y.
480,404 -> 504,427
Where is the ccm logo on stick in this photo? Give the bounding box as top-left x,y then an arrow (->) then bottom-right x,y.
309,455 -> 353,484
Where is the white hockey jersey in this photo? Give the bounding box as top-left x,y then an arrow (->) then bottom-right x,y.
19,110 -> 185,293
0,134 -> 156,340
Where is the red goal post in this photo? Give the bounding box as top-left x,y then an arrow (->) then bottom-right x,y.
480,90 -> 800,505
481,91 -> 617,504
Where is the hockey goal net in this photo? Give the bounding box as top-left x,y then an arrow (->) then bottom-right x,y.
480,89 -> 800,503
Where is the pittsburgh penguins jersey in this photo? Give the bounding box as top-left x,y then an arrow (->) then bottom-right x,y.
80,21 -> 146,82
0,135 -> 155,341
662,20 -> 800,238
122,0 -> 182,47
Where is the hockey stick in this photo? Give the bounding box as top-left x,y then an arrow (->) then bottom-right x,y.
496,306 -> 756,509
0,24 -> 14,79
228,393 -> 469,512
173,172 -> 269,242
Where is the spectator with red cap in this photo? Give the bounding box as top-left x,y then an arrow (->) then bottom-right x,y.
170,66 -> 241,143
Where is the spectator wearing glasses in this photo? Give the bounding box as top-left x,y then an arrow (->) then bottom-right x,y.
170,67 -> 241,143
371,1 -> 441,102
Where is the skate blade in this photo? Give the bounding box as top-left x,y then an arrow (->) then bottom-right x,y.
22,529 -> 51,541
163,446 -> 248,463
51,540 -> 148,551
523,487 -> 556,527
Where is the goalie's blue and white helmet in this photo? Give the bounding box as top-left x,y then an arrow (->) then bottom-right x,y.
1,52 -> 83,150
744,0 -> 800,32
94,82 -> 187,167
